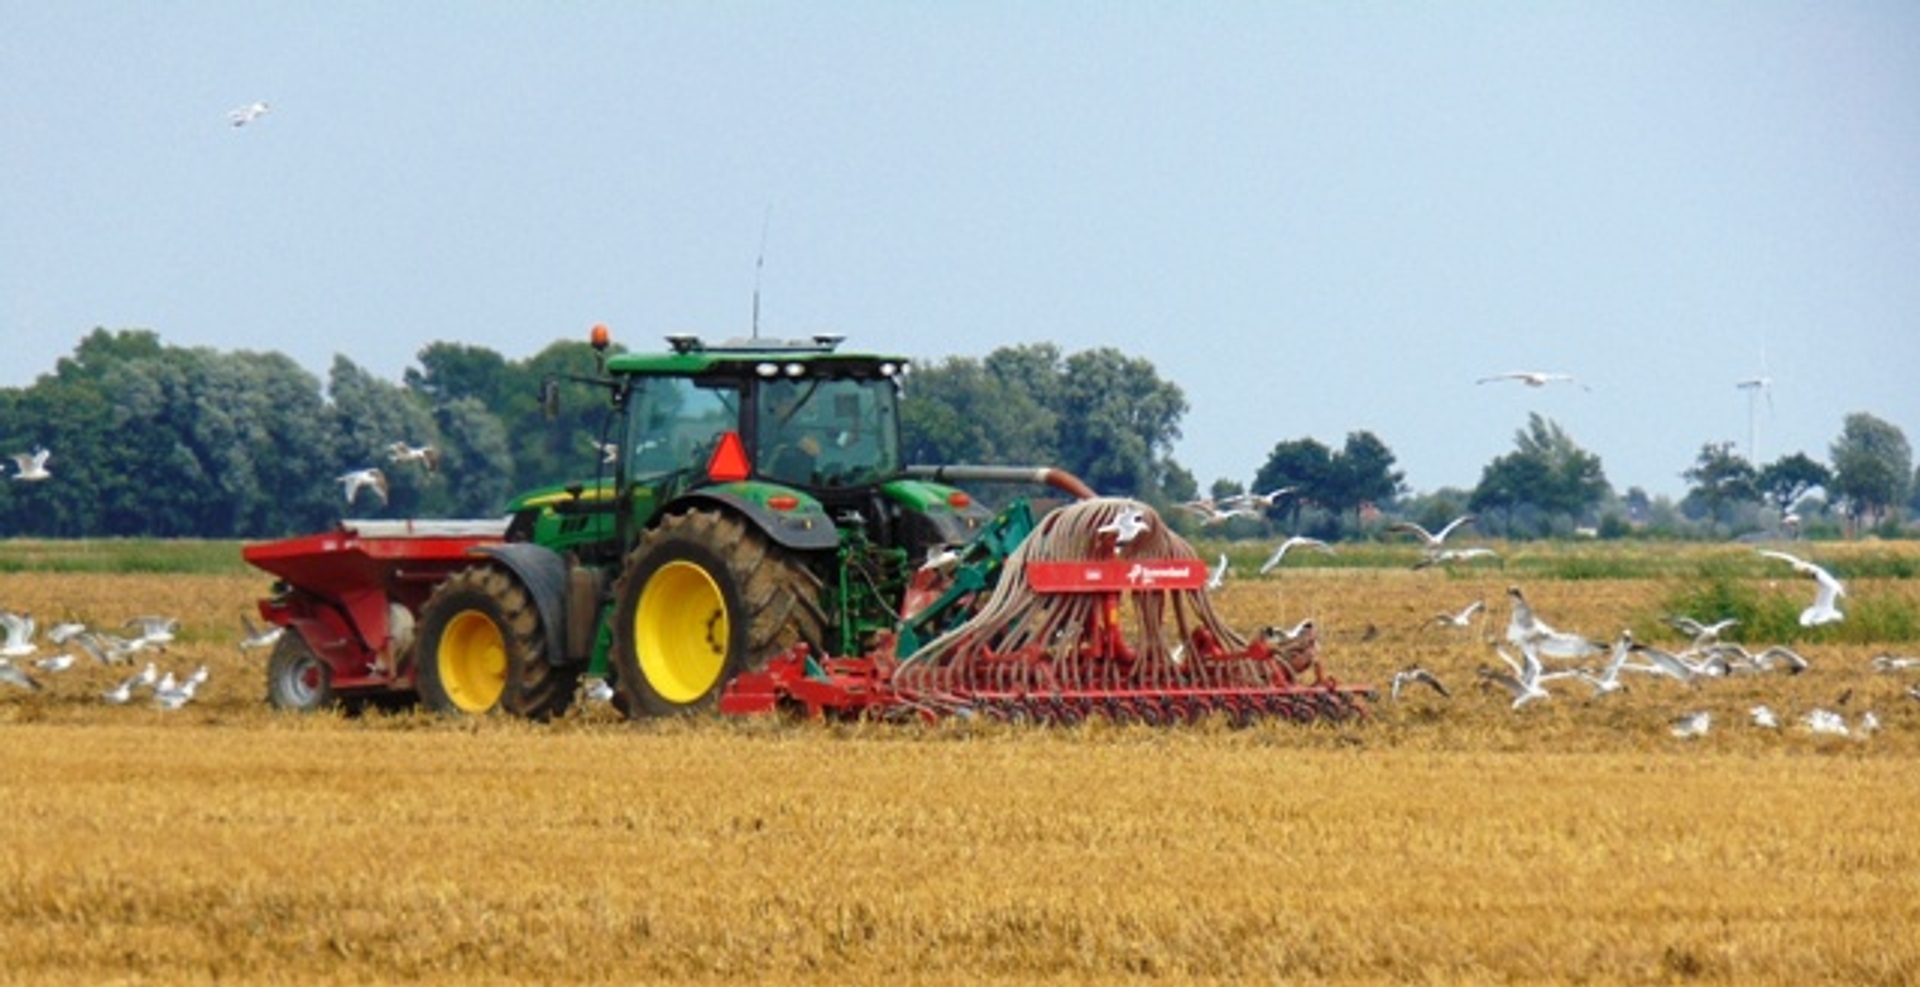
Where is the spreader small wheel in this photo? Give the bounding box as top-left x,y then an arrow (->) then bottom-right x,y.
265,632 -> 334,712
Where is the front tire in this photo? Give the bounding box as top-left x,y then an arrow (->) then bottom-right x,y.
415,566 -> 577,720
610,509 -> 825,718
265,632 -> 335,711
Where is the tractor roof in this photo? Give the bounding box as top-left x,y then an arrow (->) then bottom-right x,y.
605,335 -> 910,378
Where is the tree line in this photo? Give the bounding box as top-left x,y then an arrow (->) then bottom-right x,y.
0,328 -> 1911,541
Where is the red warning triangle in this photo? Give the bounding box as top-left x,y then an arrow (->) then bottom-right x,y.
705,430 -> 751,482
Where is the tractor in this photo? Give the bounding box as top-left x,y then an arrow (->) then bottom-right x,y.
245,328 -> 1369,725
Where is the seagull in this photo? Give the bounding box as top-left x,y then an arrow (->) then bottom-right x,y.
1757,549 -> 1845,626
228,100 -> 271,126
1222,487 -> 1296,510
124,616 -> 179,649
0,611 -> 37,658
1871,653 -> 1920,673
1390,666 -> 1451,701
1258,535 -> 1333,574
0,658 -> 43,691
72,630 -> 143,665
45,621 -> 88,644
1748,645 -> 1810,675
338,467 -> 390,507
10,447 -> 51,481
1627,638 -> 1712,683
1663,615 -> 1739,650
1801,708 -> 1850,736
1857,711 -> 1881,736
1206,553 -> 1229,591
1432,599 -> 1485,630
102,662 -> 160,703
1505,586 -> 1601,660
1095,505 -> 1151,548
1576,632 -> 1635,696
1179,502 -> 1259,526
32,653 -> 75,673
583,678 -> 615,703
1260,618 -> 1316,645
1476,371 -> 1587,390
1480,646 -> 1555,709
1749,704 -> 1780,729
1387,515 -> 1476,551
1670,710 -> 1711,738
591,439 -> 619,464
239,614 -> 285,652
386,441 -> 439,472
154,673 -> 201,710
1413,546 -> 1500,570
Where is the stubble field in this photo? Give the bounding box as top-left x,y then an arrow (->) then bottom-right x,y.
1,539 -> 1917,985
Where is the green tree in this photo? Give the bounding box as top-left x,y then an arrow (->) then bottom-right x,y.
897,355 -> 1056,467
1253,438 -> 1334,533
1680,441 -> 1758,524
1755,452 -> 1830,516
1469,414 -> 1610,537
1324,430 -> 1405,528
1828,412 -> 1911,532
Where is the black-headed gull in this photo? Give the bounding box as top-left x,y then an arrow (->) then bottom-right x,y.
1504,586 -> 1600,660
10,448 -> 50,481
387,441 -> 439,472
1258,535 -> 1332,574
1476,371 -> 1588,390
1757,550 -> 1845,626
1094,506 -> 1150,548
338,467 -> 390,507
1432,599 -> 1485,630
1390,666 -> 1450,701
0,658 -> 43,692
1387,515 -> 1476,550
228,100 -> 270,126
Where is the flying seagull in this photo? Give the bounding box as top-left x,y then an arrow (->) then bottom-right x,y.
1390,666 -> 1451,701
0,658 -> 43,692
1206,553 -> 1229,591
1258,535 -> 1333,574
1757,549 -> 1845,626
338,467 -> 390,507
1476,371 -> 1588,390
1413,546 -> 1500,571
0,611 -> 37,658
1386,515 -> 1476,551
1433,599 -> 1485,630
386,441 -> 439,472
11,448 -> 50,481
1505,585 -> 1601,660
228,100 -> 271,126
1663,615 -> 1739,650
1095,506 -> 1150,547
239,614 -> 285,652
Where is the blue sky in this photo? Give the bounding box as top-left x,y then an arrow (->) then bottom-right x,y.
4,3 -> 1915,498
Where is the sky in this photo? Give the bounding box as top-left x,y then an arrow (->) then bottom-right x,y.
3,2 -> 1916,500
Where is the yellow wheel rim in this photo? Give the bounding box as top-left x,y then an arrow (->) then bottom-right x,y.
636,559 -> 729,704
438,610 -> 507,713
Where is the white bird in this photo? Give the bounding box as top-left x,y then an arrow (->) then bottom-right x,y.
228,100 -> 271,126
1179,502 -> 1259,526
1871,653 -> 1920,673
0,611 -> 37,658
1476,371 -> 1587,389
1206,553 -> 1229,591
591,439 -> 619,464
239,614 -> 285,652
1749,704 -> 1779,729
1670,710 -> 1711,738
1748,645 -> 1810,675
1627,638 -> 1721,683
1505,586 -> 1601,660
124,616 -> 179,649
72,630 -> 145,665
1258,535 -> 1333,574
45,621 -> 88,644
32,653 -> 75,673
1095,506 -> 1151,548
1857,711 -> 1881,736
1222,487 -> 1296,510
1387,515 -> 1476,550
1480,645 -> 1555,709
1801,708 -> 1850,736
1260,618 -> 1316,645
154,676 -> 199,710
0,658 -> 43,692
338,467 -> 390,507
1757,550 -> 1845,626
1413,546 -> 1500,570
1432,599 -> 1485,630
584,678 -> 615,703
10,447 -> 51,481
1576,632 -> 1636,697
1390,666 -> 1451,701
1663,615 -> 1739,650
386,441 -> 439,472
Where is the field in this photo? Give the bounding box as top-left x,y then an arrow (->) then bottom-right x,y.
1,539 -> 1918,985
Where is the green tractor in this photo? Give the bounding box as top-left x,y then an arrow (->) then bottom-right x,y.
410,330 -> 1046,720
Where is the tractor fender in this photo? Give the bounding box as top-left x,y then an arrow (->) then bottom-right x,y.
676,489 -> 841,552
469,543 -> 571,667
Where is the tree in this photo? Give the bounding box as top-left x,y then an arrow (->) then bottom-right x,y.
1469,414 -> 1610,537
1680,441 -> 1758,524
1828,412 -> 1912,532
1323,430 -> 1405,528
1253,438 -> 1334,532
1055,348 -> 1188,499
898,354 -> 1056,467
1755,452 -> 1830,516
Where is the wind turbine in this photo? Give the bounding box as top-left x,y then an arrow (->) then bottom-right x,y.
1735,344 -> 1774,464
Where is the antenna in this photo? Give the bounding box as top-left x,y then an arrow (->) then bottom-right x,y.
751,205 -> 771,340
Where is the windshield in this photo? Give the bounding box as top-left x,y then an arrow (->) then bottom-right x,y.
625,377 -> 740,482
755,376 -> 901,488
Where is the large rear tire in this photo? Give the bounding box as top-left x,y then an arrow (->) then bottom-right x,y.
415,566 -> 578,720
610,509 -> 826,718
265,632 -> 335,712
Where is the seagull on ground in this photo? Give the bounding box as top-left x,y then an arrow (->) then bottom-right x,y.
32,653 -> 75,674
1670,710 -> 1711,738
583,678 -> 616,704
386,441 -> 439,472
1871,653 -> 1920,673
1206,553 -> 1229,591
1258,535 -> 1333,574
239,614 -> 285,652
1476,371 -> 1588,390
338,467 -> 390,507
1857,711 -> 1881,736
10,448 -> 51,481
228,100 -> 271,126
1757,549 -> 1845,626
0,658 -> 43,691
1260,618 -> 1315,645
1390,666 -> 1451,701
1801,708 -> 1850,736
1095,506 -> 1150,548
1432,599 -> 1485,630
1750,704 -> 1780,729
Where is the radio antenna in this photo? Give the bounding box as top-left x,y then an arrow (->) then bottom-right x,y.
751,205 -> 771,340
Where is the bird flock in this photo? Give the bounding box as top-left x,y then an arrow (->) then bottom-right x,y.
0,609 -> 218,708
